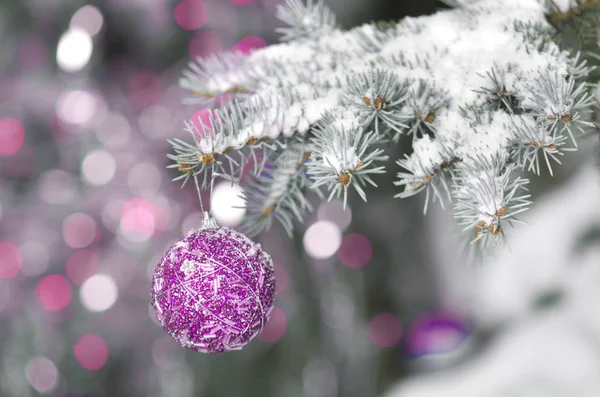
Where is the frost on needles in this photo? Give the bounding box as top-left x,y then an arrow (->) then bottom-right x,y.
169,0 -> 598,247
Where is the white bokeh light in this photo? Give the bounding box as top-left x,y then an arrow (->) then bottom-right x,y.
19,241 -> 50,276
70,5 -> 104,37
96,112 -> 131,148
138,105 -> 173,139
303,221 -> 342,259
80,274 -> 118,312
25,357 -> 58,393
56,28 -> 93,72
128,163 -> 162,196
56,90 -> 97,125
211,182 -> 246,227
82,150 -> 116,186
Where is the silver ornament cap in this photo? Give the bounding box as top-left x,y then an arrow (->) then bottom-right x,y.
200,211 -> 219,229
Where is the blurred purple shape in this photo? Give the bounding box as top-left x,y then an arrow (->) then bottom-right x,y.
232,36 -> 267,54
404,311 -> 471,358
337,233 -> 372,269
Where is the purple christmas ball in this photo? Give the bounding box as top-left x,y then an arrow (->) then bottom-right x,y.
151,221 -> 275,353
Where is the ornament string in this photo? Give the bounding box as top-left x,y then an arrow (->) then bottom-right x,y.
192,172 -> 205,214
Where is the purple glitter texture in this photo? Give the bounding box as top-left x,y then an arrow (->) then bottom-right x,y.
151,226 -> 276,353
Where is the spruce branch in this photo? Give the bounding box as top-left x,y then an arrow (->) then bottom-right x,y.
453,155 -> 532,247
394,135 -> 459,214
522,70 -> 595,147
179,52 -> 252,106
242,139 -> 313,236
306,112 -> 388,208
343,69 -> 410,138
169,0 -> 600,247
275,0 -> 338,42
402,80 -> 450,139
509,115 -> 572,176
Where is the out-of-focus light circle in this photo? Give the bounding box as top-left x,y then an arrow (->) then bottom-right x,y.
230,0 -> 255,5
128,163 -> 161,196
56,28 -> 93,72
188,30 -> 223,58
25,357 -> 58,393
317,200 -> 351,230
0,242 -> 21,279
120,198 -> 156,242
174,0 -> 208,31
258,307 -> 287,342
19,241 -> 49,277
0,118 -> 25,157
322,292 -> 354,329
17,36 -> 48,70
303,360 -> 337,397
303,221 -> 341,259
39,170 -> 76,205
211,182 -> 246,227
101,199 -> 126,232
66,250 -> 100,285
338,234 -> 372,269
232,36 -> 266,54
82,150 -> 116,186
138,105 -> 173,139
368,313 -> 403,348
37,274 -> 72,311
63,213 -> 97,249
95,112 -> 130,148
70,5 -> 104,37
80,274 -> 118,312
152,335 -> 184,369
56,90 -> 97,125
73,334 -> 108,371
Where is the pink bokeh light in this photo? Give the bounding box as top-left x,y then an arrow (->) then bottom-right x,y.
120,198 -> 156,236
174,0 -> 208,31
128,72 -> 162,108
17,36 -> 48,70
63,213 -> 98,249
368,313 -> 403,348
65,250 -> 100,285
337,233 -> 373,269
232,36 -> 267,54
0,118 -> 25,157
259,307 -> 287,342
0,242 -> 21,279
73,334 -> 109,371
188,30 -> 223,59
37,274 -> 72,312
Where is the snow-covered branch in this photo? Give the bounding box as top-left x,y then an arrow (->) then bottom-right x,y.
169,0 -> 598,245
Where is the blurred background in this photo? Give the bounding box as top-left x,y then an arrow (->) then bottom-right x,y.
1,0 -> 600,396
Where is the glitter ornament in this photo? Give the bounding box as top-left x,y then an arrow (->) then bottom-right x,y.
151,213 -> 276,353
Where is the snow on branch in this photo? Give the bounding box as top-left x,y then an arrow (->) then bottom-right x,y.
170,0 -> 598,244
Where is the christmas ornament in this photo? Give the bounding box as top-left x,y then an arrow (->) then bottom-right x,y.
151,212 -> 276,353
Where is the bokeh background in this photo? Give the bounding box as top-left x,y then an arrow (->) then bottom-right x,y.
1,0 -> 600,396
